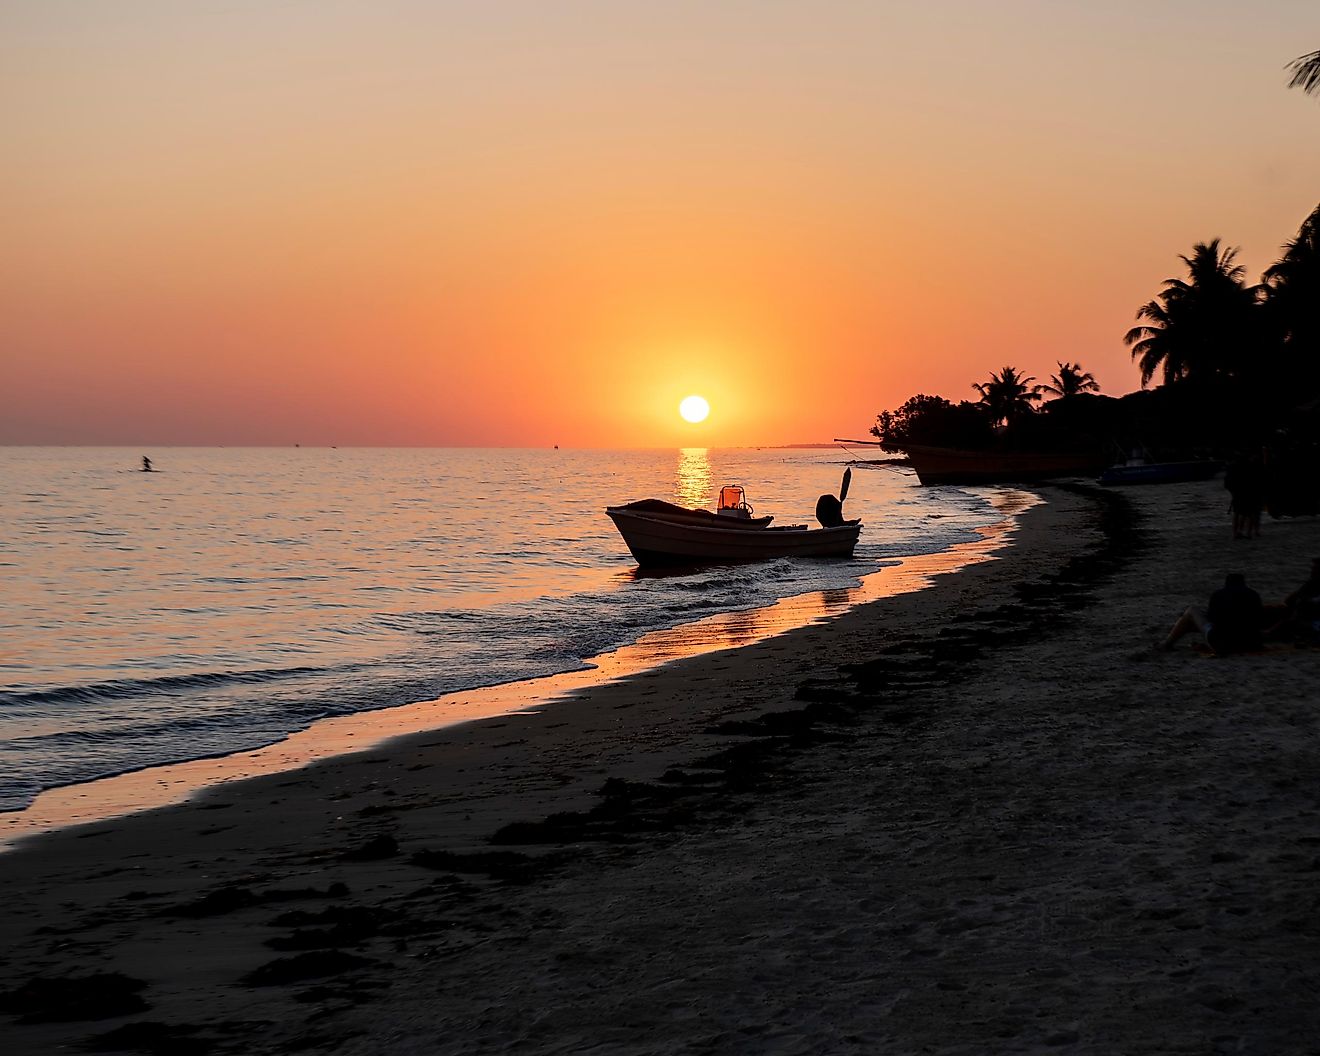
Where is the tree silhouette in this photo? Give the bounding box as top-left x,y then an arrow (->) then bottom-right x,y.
1287,49 -> 1320,95
871,394 -> 993,449
1262,202 -> 1320,396
1041,361 -> 1100,398
1123,239 -> 1260,387
972,366 -> 1042,428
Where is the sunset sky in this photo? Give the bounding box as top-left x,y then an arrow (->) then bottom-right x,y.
4,1 -> 1319,448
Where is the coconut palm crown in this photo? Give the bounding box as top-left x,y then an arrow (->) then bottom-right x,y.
1123,239 -> 1260,388
1041,361 -> 1101,399
972,366 -> 1042,428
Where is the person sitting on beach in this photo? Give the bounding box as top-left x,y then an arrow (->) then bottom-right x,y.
1265,557 -> 1320,644
1160,573 -> 1264,655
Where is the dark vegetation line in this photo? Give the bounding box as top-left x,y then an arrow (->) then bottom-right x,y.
871,202 -> 1320,464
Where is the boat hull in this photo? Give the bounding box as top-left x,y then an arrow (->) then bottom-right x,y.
605,508 -> 861,567
900,444 -> 1109,486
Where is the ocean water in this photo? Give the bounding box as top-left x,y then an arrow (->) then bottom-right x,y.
0,447 -> 1002,813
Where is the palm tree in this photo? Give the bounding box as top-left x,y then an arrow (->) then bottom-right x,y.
1123,239 -> 1260,387
1262,202 -> 1320,396
972,366 -> 1042,428
1041,361 -> 1100,398
1287,49 -> 1320,95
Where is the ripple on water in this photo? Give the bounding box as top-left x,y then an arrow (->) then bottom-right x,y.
0,447 -> 1003,813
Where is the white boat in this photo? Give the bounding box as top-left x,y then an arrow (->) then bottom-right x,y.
605,484 -> 861,567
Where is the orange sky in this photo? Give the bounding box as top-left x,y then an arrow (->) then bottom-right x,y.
3,2 -> 1319,447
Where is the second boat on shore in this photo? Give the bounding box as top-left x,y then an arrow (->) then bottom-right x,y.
1098,455 -> 1223,486
898,443 -> 1110,486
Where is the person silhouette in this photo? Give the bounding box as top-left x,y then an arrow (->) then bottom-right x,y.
1224,452 -> 1265,539
1265,557 -> 1320,643
1160,573 -> 1263,655
141,456 -> 153,472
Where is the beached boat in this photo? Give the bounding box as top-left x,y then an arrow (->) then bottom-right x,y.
899,444 -> 1109,486
605,484 -> 861,566
1098,458 -> 1223,486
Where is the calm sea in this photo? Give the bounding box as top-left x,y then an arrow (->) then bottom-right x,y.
0,447 -> 1002,813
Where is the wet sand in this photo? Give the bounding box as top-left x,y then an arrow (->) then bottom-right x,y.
2,480 -> 1319,1055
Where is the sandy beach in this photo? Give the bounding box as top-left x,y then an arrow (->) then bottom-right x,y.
3,478 -> 1319,1055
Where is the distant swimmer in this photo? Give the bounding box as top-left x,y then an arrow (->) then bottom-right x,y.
141,456 -> 153,472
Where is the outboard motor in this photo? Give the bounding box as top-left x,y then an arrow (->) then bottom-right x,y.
815,492 -> 844,527
815,467 -> 852,528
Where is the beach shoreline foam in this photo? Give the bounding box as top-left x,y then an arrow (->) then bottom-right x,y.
3,479 -> 1319,1054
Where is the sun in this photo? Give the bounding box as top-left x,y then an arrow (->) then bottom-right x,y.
678,395 -> 710,424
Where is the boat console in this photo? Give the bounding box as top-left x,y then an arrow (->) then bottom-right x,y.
717,484 -> 755,519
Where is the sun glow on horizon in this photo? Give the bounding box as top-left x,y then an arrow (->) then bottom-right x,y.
678,395 -> 711,424
4,5 -> 1318,448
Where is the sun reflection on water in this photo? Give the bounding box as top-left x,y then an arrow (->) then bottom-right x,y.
674,447 -> 712,509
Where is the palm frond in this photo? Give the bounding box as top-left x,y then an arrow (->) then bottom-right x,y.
1286,49 -> 1320,95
